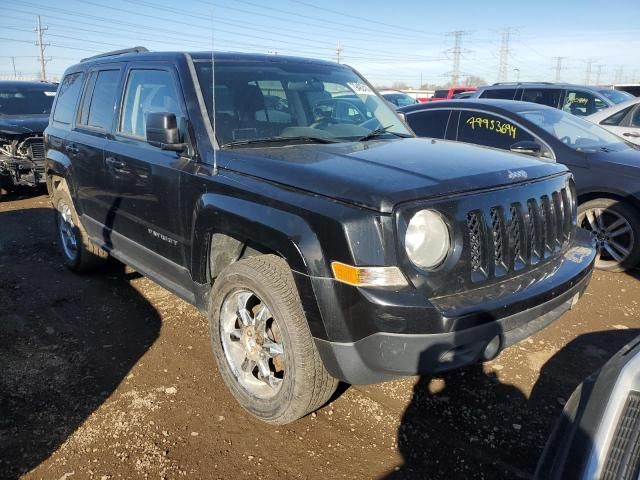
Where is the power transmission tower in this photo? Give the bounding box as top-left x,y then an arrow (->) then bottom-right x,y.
594,64 -> 605,85
10,57 -> 17,79
35,16 -> 50,81
584,59 -> 593,85
445,31 -> 470,85
335,41 -> 343,64
613,65 -> 624,84
552,56 -> 567,82
497,29 -> 511,82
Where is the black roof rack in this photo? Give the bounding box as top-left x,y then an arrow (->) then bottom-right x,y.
491,81 -> 555,86
81,46 -> 148,63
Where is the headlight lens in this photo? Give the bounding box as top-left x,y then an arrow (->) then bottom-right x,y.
405,209 -> 450,269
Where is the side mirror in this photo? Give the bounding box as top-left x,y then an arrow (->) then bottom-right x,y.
146,112 -> 185,151
510,140 -> 542,156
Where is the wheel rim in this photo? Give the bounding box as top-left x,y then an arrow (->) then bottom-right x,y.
219,289 -> 285,399
579,207 -> 634,269
57,202 -> 78,261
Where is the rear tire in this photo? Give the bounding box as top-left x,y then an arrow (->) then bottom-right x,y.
577,198 -> 640,272
53,185 -> 108,273
208,254 -> 338,424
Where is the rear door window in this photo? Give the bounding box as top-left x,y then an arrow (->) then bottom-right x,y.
77,69 -> 121,131
562,90 -> 608,116
521,88 -> 562,108
479,88 -> 517,100
52,72 -> 84,125
457,110 -> 536,150
406,110 -> 451,139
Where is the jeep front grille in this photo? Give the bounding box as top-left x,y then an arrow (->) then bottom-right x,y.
464,186 -> 573,280
603,391 -> 640,480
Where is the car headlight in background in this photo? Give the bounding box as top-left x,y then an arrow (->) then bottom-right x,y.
405,209 -> 451,269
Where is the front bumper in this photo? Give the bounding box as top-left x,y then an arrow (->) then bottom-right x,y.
312,231 -> 595,384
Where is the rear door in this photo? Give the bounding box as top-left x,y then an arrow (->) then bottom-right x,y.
66,65 -> 123,223
101,62 -> 188,267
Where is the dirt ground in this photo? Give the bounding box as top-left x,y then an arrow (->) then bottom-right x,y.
1,191 -> 639,480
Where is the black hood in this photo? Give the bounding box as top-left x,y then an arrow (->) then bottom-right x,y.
0,115 -> 49,136
220,138 -> 568,212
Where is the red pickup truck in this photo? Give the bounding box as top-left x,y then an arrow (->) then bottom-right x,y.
423,87 -> 476,102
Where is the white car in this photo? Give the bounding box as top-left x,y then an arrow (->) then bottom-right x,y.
587,98 -> 640,145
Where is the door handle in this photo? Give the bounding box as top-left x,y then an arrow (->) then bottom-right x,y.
65,144 -> 79,155
622,132 -> 640,138
105,157 -> 126,169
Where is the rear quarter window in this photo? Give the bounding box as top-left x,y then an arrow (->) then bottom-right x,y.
52,72 -> 84,125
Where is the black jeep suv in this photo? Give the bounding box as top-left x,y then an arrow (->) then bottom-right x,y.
45,48 -> 595,424
0,80 -> 58,192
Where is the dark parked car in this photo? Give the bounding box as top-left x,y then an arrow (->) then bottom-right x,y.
379,90 -> 418,109
45,48 -> 594,424
473,82 -> 633,116
0,80 -> 58,192
400,99 -> 640,271
536,334 -> 640,479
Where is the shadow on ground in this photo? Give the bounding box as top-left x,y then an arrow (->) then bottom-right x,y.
0,206 -> 160,479
384,328 -> 640,479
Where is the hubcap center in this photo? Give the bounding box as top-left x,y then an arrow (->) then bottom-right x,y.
240,326 -> 262,360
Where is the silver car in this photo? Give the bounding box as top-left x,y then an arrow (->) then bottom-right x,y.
587,98 -> 640,146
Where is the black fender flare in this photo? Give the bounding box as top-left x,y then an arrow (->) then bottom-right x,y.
191,192 -> 330,339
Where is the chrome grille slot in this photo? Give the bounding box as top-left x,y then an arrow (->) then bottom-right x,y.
490,207 -> 505,269
467,211 -> 483,273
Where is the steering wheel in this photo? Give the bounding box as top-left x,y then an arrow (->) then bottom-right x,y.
559,136 -> 572,145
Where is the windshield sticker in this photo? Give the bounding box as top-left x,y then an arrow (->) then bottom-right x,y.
347,82 -> 375,96
44,91 -> 56,96
466,116 -> 517,140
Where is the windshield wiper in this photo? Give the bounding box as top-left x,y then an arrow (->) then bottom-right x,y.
356,125 -> 410,142
222,136 -> 338,148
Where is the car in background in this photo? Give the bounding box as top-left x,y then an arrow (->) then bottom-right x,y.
379,89 -> 418,109
587,97 -> 640,146
426,87 -> 476,102
0,80 -> 57,193
536,334 -> 640,479
399,99 -> 640,272
611,83 -> 640,97
473,82 -> 633,116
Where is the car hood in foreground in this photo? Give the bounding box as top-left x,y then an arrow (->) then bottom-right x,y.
221,138 -> 568,212
0,115 -> 49,136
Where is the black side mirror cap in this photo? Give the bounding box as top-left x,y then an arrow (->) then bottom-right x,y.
146,112 -> 185,151
510,140 -> 542,156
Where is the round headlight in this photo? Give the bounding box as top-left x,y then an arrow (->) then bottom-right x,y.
405,209 -> 450,269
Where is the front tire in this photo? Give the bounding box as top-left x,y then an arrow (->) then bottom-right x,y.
577,198 -> 640,272
208,255 -> 338,424
53,186 -> 108,273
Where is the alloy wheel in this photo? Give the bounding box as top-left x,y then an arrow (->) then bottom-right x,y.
579,207 -> 634,269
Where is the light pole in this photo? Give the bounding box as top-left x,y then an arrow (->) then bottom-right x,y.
513,68 -> 520,83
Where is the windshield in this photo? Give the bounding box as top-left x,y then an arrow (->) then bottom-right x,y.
194,59 -> 411,147
0,86 -> 57,115
598,89 -> 633,104
382,93 -> 417,107
516,105 -> 632,152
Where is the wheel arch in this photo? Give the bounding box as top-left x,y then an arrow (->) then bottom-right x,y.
577,189 -> 640,214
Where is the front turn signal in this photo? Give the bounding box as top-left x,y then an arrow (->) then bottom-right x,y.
331,261 -> 408,287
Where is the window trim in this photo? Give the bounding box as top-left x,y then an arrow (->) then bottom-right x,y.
115,64 -> 188,144
404,107 -> 453,140
451,107 -> 556,161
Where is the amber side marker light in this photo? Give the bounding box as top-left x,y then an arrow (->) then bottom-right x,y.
331,261 -> 408,287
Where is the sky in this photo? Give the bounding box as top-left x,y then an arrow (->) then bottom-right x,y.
1,0 -> 639,87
